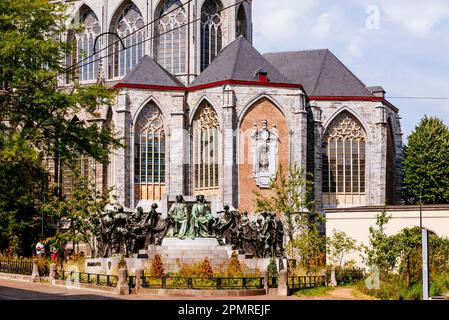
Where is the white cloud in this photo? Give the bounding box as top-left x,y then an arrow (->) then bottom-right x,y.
311,9 -> 341,40
356,0 -> 449,36
253,0 -> 317,51
346,35 -> 363,58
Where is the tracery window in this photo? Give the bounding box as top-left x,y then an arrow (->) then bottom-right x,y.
110,3 -> 145,78
322,111 -> 367,206
69,9 -> 101,82
200,0 -> 223,71
134,103 -> 166,201
155,0 -> 187,74
193,102 -> 220,193
236,4 -> 247,38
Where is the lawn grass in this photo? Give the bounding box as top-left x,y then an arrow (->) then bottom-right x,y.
292,286 -> 335,297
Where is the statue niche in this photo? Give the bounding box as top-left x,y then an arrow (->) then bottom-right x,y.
251,120 -> 279,188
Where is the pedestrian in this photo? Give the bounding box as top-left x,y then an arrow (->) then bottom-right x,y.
36,239 -> 45,259
50,244 -> 58,263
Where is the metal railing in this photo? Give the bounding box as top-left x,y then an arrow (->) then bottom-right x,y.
140,276 -> 265,290
0,258 -> 33,275
268,276 -> 278,288
59,271 -> 119,287
288,276 -> 327,290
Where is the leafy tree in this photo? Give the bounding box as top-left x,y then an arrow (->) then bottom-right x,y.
255,164 -> 326,271
393,227 -> 422,288
267,258 -> 278,278
42,172 -> 112,257
288,226 -> 326,273
326,229 -> 357,268
0,0 -> 124,255
0,133 -> 47,256
0,0 -> 122,195
402,116 -> 449,204
362,209 -> 399,278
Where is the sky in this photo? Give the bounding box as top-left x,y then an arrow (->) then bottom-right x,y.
252,0 -> 449,140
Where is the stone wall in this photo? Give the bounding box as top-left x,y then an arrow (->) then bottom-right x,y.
309,100 -> 402,212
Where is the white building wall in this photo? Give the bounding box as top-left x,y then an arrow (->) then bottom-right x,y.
326,206 -> 449,268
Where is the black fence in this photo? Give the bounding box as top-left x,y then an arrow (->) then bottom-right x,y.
140,276 -> 265,290
268,276 -> 278,288
288,276 -> 327,290
59,271 -> 119,287
0,258 -> 33,275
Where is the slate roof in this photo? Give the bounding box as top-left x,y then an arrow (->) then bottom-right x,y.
119,55 -> 185,88
190,36 -> 296,87
263,49 -> 374,97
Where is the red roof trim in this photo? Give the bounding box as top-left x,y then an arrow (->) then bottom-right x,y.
113,80 -> 303,92
112,83 -> 186,91
188,80 -> 303,91
309,95 -> 384,102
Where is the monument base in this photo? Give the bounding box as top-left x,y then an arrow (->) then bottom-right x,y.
85,238 -> 287,275
139,238 -> 231,273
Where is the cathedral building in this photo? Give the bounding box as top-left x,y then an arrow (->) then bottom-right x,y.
59,0 -> 403,214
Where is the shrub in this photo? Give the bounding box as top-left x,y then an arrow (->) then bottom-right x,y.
150,254 -> 164,277
117,255 -> 127,270
200,257 -> 214,279
267,258 -> 278,277
226,252 -> 242,276
430,273 -> 449,297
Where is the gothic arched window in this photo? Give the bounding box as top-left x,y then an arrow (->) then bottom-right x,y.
110,3 -> 145,78
386,117 -> 396,204
68,8 -> 101,82
134,103 -> 166,201
322,111 -> 367,206
155,0 -> 187,74
200,0 -> 223,71
236,4 -> 247,38
192,102 -> 220,193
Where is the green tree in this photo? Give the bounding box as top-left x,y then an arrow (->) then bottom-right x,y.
393,227 -> 422,288
402,116 -> 449,204
326,229 -> 357,268
255,164 -> 326,271
0,133 -> 47,256
267,258 -> 278,278
362,209 -> 399,278
0,0 -> 122,194
42,172 -> 112,257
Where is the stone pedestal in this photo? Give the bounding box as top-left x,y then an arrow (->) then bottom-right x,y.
140,238 -> 231,273
330,267 -> 337,287
49,263 -> 57,286
277,270 -> 288,296
31,259 -> 40,283
135,269 -> 144,294
116,268 -> 130,295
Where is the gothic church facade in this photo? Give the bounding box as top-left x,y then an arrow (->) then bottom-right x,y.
59,0 -> 403,214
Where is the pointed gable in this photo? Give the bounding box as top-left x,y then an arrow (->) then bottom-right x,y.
114,55 -> 185,90
264,49 -> 374,98
190,36 -> 297,87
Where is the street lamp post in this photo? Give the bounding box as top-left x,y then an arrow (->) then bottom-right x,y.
419,195 -> 423,229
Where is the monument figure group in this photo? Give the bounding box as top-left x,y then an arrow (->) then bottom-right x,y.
96,195 -> 284,259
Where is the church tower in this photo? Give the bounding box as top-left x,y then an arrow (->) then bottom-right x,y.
64,0 -> 252,85
151,0 -> 253,84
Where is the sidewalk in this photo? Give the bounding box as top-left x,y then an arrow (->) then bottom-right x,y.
0,278 -> 370,300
